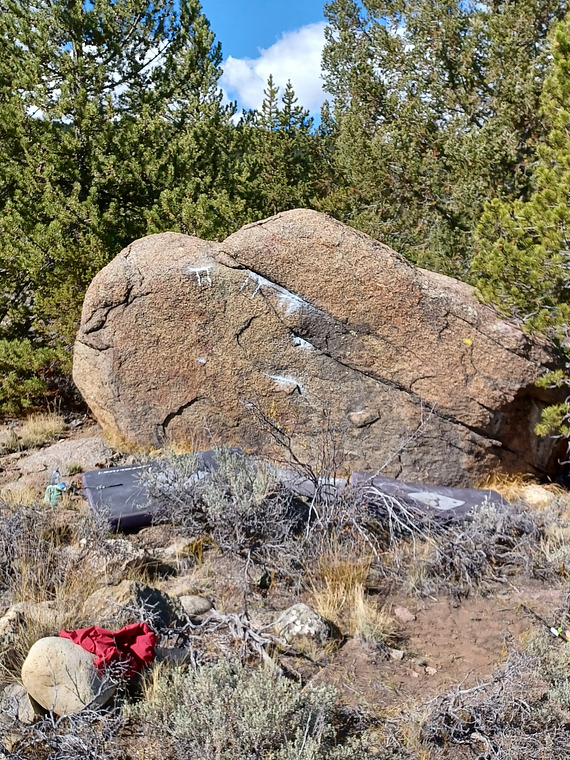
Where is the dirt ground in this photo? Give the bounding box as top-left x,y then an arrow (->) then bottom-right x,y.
3,413 -> 570,757
310,582 -> 567,710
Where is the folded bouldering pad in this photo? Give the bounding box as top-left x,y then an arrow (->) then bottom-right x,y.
348,472 -> 506,522
82,451 -> 507,530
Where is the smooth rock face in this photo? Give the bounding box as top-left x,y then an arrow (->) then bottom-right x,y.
21,637 -> 116,715
274,603 -> 333,646
73,210 -> 564,486
17,436 -> 112,479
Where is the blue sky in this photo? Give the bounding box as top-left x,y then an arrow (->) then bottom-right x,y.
201,0 -> 328,114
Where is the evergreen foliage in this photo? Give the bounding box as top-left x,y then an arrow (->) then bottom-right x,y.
473,14 -> 570,435
3,0 -> 568,415
237,76 -> 333,218
0,0 -> 235,411
321,0 -> 567,275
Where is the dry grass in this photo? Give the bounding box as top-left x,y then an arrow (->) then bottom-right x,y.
0,427 -> 19,453
0,482 -> 42,507
479,471 -> 539,501
0,510 -> 106,680
311,548 -> 394,643
17,412 -> 66,450
481,470 -> 566,506
4,596 -> 95,680
103,428 -> 158,456
311,549 -> 371,621
351,585 -> 395,643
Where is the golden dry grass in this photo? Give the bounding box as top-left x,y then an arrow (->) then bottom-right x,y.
0,482 -> 42,507
18,412 -> 66,450
2,529 -> 104,679
480,471 -> 565,504
103,429 -> 158,456
104,429 -> 206,458
4,594 -> 98,680
310,547 -> 394,643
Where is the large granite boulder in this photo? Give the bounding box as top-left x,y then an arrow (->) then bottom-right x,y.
73,210 -> 564,486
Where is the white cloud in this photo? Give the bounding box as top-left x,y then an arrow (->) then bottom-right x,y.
220,22 -> 327,115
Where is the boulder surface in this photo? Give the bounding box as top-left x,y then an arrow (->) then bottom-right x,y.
21,637 -> 116,715
73,210 -> 564,486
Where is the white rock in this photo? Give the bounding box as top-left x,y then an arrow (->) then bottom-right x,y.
1,682 -> 36,724
274,603 -> 332,646
21,637 -> 116,715
179,595 -> 212,617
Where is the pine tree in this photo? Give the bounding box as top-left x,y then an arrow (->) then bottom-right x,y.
237,78 -> 331,218
321,0 -> 567,276
473,14 -> 570,433
0,0 -> 231,411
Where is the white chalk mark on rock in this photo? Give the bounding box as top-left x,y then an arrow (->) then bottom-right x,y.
241,273 -> 311,314
188,266 -> 213,287
293,335 -> 314,350
264,373 -> 303,394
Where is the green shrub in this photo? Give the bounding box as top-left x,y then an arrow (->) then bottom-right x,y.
131,659 -> 371,760
0,338 -> 64,416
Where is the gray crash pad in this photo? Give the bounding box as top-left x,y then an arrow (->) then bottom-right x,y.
276,470 -> 506,525
82,451 -> 506,530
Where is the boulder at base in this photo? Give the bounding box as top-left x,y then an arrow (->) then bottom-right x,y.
73,210 -> 564,487
21,637 -> 116,715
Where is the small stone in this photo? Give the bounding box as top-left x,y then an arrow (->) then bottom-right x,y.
274,603 -> 334,647
425,666 -> 437,676
21,637 -> 116,715
387,647 -> 404,661
410,670 -> 420,678
394,606 -> 416,623
347,409 -> 380,428
179,595 -> 212,617
1,683 -> 36,724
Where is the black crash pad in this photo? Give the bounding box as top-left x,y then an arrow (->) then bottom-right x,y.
82,451 -> 506,530
82,450 -> 221,530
